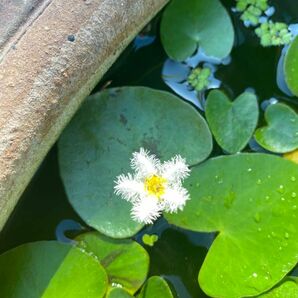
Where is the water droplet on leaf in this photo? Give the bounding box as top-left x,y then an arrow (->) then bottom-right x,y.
271,231 -> 277,237
277,185 -> 285,193
254,213 -> 261,223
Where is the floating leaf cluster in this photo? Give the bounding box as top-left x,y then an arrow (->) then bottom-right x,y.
234,0 -> 293,47
236,0 -> 269,26
0,232 -> 175,297
187,67 -> 211,92
255,21 -> 293,47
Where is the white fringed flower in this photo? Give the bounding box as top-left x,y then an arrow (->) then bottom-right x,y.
114,148 -> 190,224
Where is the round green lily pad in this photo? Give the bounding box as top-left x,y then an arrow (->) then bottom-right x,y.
259,277 -> 298,297
0,241 -> 108,298
205,90 -> 259,154
160,0 -> 234,61
166,154 -> 298,297
76,232 -> 149,295
255,103 -> 298,153
284,35 -> 298,96
58,86 -> 212,238
137,276 -> 174,298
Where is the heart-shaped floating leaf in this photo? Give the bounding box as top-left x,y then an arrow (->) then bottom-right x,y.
259,277 -> 298,297
107,288 -> 133,298
160,0 -> 234,61
284,35 -> 298,96
142,234 -> 159,247
76,232 -> 149,295
58,87 -> 212,238
165,154 -> 298,297
0,241 -> 108,298
205,90 -> 259,154
137,276 -> 174,298
255,103 -> 298,153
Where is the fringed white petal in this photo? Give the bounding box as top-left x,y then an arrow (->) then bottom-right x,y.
114,173 -> 145,202
115,149 -> 191,224
160,155 -> 190,184
131,196 -> 162,224
162,185 -> 190,213
130,148 -> 160,178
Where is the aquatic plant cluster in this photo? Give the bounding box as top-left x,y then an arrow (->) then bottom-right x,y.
235,0 -> 293,47
236,0 -> 269,26
0,0 -> 297,297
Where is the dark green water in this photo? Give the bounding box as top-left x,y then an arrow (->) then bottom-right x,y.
0,1 -> 297,297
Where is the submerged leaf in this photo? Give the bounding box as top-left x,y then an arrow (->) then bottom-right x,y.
160,0 -> 234,61
166,154 -> 298,297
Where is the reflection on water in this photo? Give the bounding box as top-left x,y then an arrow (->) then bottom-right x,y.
147,228 -> 209,297
162,49 -> 228,110
55,219 -> 84,245
133,34 -> 156,51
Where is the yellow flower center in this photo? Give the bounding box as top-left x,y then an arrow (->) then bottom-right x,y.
144,175 -> 167,198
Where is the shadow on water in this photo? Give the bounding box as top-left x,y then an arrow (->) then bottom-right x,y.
146,228 -> 209,298
0,147 -> 83,254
